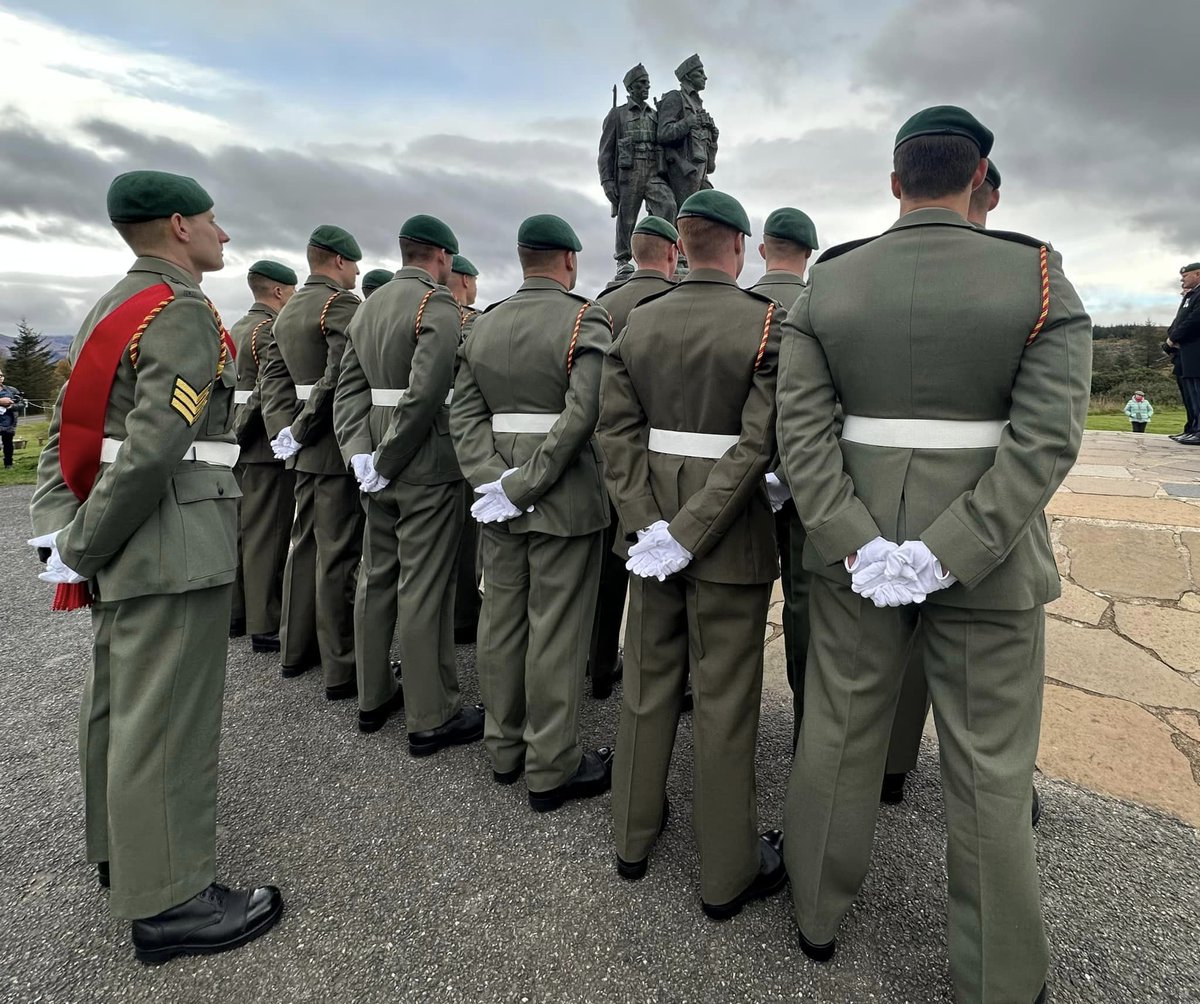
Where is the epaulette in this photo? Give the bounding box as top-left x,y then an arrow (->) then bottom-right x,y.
740,285 -> 778,306
816,235 -> 881,265
621,284 -> 679,311
479,294 -> 513,314
162,277 -> 206,302
975,228 -> 1050,250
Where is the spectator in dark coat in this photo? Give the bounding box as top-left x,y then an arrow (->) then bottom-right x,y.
0,368 -> 20,468
1167,262 -> 1200,443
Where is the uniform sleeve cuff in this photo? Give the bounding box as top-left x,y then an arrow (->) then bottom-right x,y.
921,511 -> 997,589
804,500 -> 880,567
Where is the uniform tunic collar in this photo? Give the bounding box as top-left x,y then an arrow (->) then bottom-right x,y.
395,265 -> 436,283
757,269 -> 805,285
129,255 -> 201,291
303,271 -> 354,292
519,276 -> 569,292
889,207 -> 974,232
680,268 -> 737,286
249,301 -> 277,318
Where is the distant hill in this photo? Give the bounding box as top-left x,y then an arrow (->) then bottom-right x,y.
0,332 -> 73,362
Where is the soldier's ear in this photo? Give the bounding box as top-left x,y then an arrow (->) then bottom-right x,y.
890,172 -> 902,201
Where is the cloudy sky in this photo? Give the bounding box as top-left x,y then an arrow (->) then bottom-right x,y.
0,0 -> 1196,340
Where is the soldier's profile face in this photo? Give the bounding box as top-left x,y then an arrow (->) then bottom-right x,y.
189,210 -> 229,272
689,67 -> 707,90
629,76 -> 650,101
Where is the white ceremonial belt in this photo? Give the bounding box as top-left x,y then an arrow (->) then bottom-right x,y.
841,416 -> 1008,449
492,412 -> 561,434
648,428 -> 739,460
100,437 -> 241,467
294,384 -> 315,401
232,390 -> 252,406
371,388 -> 454,407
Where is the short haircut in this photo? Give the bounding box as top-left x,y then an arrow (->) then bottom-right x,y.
517,246 -> 566,273
398,237 -> 441,267
112,217 -> 173,252
893,135 -> 980,200
968,180 -> 995,217
677,216 -> 736,262
631,233 -> 673,265
762,234 -> 811,258
307,243 -> 338,269
248,273 -> 283,298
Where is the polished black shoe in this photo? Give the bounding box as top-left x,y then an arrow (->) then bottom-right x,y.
454,624 -> 477,645
409,703 -> 485,757
1177,433 -> 1200,445
131,882 -> 284,965
325,680 -> 358,701
702,829 -> 787,920
1169,433 -> 1184,442
799,928 -> 837,962
97,861 -> 110,889
358,685 -> 405,734
493,760 -> 524,785
591,656 -> 622,700
1032,785 -> 1042,828
250,632 -> 281,653
1034,984 -> 1047,1003
880,771 -> 907,804
681,685 -> 694,713
529,746 -> 615,812
390,659 -> 403,679
281,663 -> 315,680
616,799 -> 670,881
228,619 -> 246,639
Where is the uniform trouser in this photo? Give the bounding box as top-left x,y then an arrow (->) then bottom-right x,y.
885,628 -> 929,776
477,526 -> 601,791
356,478 -> 464,731
786,576 -> 1048,1003
454,482 -> 482,637
775,501 -> 810,747
82,585 -> 231,919
281,470 -> 362,686
613,574 -> 771,905
588,508 -> 628,684
614,166 -> 676,263
236,461 -> 295,636
1182,377 -> 1200,434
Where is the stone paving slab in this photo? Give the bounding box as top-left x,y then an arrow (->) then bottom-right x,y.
1060,476 -> 1158,497
1069,464 -> 1132,479
1164,483 -> 1200,498
1046,494 -> 1200,526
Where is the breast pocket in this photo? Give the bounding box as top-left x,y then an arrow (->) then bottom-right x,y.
172,467 -> 241,581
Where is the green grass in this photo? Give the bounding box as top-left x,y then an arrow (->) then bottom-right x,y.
1086,405 -> 1187,435
0,419 -> 49,487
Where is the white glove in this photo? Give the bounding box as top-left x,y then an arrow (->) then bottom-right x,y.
884,540 -> 957,603
271,426 -> 302,460
28,532 -> 86,585
350,453 -> 390,493
626,520 -> 693,580
865,579 -> 917,608
764,472 -> 791,513
470,468 -> 531,524
847,536 -> 900,596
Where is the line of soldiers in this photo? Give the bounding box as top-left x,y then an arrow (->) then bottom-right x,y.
30,102 -> 1090,1003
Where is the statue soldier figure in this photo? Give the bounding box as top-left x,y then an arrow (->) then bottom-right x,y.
599,63 -> 676,278
657,54 -> 719,210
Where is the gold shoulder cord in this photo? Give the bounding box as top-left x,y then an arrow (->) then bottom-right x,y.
754,302 -> 776,371
1025,246 -> 1050,346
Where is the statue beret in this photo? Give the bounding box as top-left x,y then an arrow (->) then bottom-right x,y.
1182,262 -> 1200,274
452,254 -> 479,276
309,224 -> 362,261
399,214 -> 459,254
984,161 -> 1001,190
677,190 -> 751,236
362,268 -> 394,291
517,214 -> 582,252
623,63 -> 648,89
894,105 -> 994,157
107,170 -> 213,223
763,208 -> 819,250
632,216 -> 679,243
675,53 -> 704,80
248,260 -> 298,286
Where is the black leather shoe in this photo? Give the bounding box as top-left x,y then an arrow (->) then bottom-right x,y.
390,659 -> 403,679
880,772 -> 907,804
409,703 -> 484,757
591,656 -> 622,700
799,928 -> 837,962
281,663 -> 314,679
358,685 -> 405,734
97,861 -> 110,889
1178,433 -> 1200,445
251,633 -> 280,653
616,799 -> 670,881
493,760 -> 524,785
529,746 -> 615,812
325,680 -> 358,701
228,619 -> 246,639
454,624 -> 477,645
1032,786 -> 1042,828
1034,984 -> 1047,1003
131,882 -> 284,965
702,829 -> 787,920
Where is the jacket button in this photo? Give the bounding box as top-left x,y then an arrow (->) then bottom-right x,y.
218,486 -> 225,495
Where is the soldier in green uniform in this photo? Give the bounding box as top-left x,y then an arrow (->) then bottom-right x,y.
776,108 -> 1090,1004
334,216 -> 484,752
596,191 -> 786,918
749,208 -> 818,745
230,260 -> 297,653
29,171 -> 282,960
450,214 -> 614,811
447,253 -> 483,643
260,225 -> 363,698
587,215 -> 678,700
362,268 -> 394,298
599,64 -> 677,277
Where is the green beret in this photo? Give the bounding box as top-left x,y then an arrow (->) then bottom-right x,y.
984,161 -> 1001,190
107,170 -> 213,223
676,190 -> 751,236
362,268 -> 394,291
623,63 -> 648,89
675,53 -> 703,80
1182,262 -> 1200,274
894,105 -> 994,157
309,224 -> 362,262
452,254 -> 479,277
763,208 -> 819,250
632,216 -> 679,243
248,260 -> 298,286
517,214 -> 582,252
399,214 -> 459,254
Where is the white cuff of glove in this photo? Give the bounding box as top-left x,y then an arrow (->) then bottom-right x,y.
28,531 -> 86,584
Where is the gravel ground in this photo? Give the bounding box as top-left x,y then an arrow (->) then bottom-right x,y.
1,484 -> 1197,1004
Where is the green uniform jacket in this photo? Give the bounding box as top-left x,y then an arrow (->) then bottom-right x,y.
334,266 -> 462,484
451,277 -> 610,537
30,256 -> 240,600
750,270 -> 806,311
596,269 -> 782,585
263,273 -> 360,475
596,270 -> 674,334
776,207 -> 1093,610
230,303 -> 278,464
